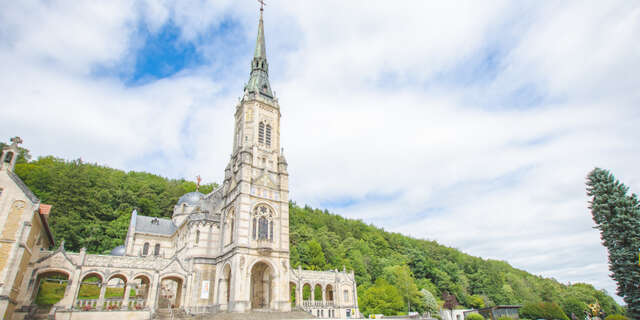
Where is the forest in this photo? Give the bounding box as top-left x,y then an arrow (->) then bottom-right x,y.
9,151 -> 625,318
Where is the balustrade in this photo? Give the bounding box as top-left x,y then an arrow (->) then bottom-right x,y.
75,297 -> 147,311
302,300 -> 335,308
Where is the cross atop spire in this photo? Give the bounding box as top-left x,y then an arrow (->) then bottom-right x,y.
244,2 -> 273,99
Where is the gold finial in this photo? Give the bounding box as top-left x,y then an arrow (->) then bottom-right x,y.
196,175 -> 202,192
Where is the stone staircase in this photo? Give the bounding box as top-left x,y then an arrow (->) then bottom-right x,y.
155,308 -> 190,319
195,311 -> 316,320
154,308 -> 316,320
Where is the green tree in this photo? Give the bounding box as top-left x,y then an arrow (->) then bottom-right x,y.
561,296 -> 587,319
360,279 -> 405,317
466,314 -> 485,320
383,265 -> 421,313
587,168 -> 640,318
421,289 -> 438,315
469,294 -> 485,309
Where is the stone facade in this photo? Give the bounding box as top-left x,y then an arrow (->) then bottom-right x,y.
1,8 -> 360,320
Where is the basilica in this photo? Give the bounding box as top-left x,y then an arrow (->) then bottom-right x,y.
0,7 -> 359,320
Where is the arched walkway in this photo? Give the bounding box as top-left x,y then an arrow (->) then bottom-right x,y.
75,272 -> 103,310
131,275 -> 151,310
250,261 -> 274,310
326,284 -> 334,304
104,274 -> 127,310
289,282 -> 298,307
158,276 -> 183,309
302,283 -> 312,307
218,264 -> 231,310
32,270 -> 70,308
314,284 -> 322,304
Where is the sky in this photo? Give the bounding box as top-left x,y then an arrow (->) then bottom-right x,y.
2,0 -> 639,304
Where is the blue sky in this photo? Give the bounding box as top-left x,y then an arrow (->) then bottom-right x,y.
2,0 -> 640,305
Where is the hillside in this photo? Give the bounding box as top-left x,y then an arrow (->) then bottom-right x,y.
13,156 -> 624,317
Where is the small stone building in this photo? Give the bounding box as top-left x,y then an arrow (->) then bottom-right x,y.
1,7 -> 360,320
0,138 -> 56,320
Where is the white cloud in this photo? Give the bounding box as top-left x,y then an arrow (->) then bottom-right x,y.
1,0 -> 639,304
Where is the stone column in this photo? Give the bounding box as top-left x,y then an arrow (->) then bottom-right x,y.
311,285 -> 315,303
97,282 -> 107,310
147,273 -> 160,312
121,283 -> 131,310
56,270 -> 80,310
322,287 -> 326,305
296,282 -> 302,307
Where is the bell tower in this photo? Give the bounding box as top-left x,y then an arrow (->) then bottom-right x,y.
1,137 -> 23,172
218,4 -> 291,312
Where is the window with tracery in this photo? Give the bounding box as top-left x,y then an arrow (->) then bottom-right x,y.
252,204 -> 275,241
154,243 -> 160,256
258,122 -> 265,144
143,242 -> 149,255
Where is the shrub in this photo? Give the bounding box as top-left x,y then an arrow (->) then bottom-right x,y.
35,282 -> 67,306
497,317 -> 514,320
466,314 -> 484,320
605,315 -> 629,320
520,302 -> 569,320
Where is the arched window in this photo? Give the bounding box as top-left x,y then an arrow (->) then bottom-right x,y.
195,230 -> 200,246
259,217 -> 268,240
154,243 -> 160,256
265,124 -> 272,147
4,152 -> 14,163
258,122 -> 265,144
143,242 -> 149,255
253,205 -> 275,242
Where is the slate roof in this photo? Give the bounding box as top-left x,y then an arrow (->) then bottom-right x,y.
135,214 -> 177,236
7,170 -> 39,203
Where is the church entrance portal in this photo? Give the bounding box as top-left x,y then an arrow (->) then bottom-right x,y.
250,262 -> 273,310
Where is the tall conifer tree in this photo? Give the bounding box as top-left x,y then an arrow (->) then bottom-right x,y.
587,168 -> 640,317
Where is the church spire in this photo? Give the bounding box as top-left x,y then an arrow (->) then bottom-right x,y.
245,3 -> 273,98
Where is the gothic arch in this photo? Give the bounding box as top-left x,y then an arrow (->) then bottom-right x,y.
218,263 -> 232,308
245,258 -> 278,278
132,271 -> 154,282
251,203 -> 277,241
34,267 -> 72,278
249,260 -> 277,309
79,270 -> 105,282
106,272 -> 129,283
158,272 -> 185,282
251,202 -> 277,217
